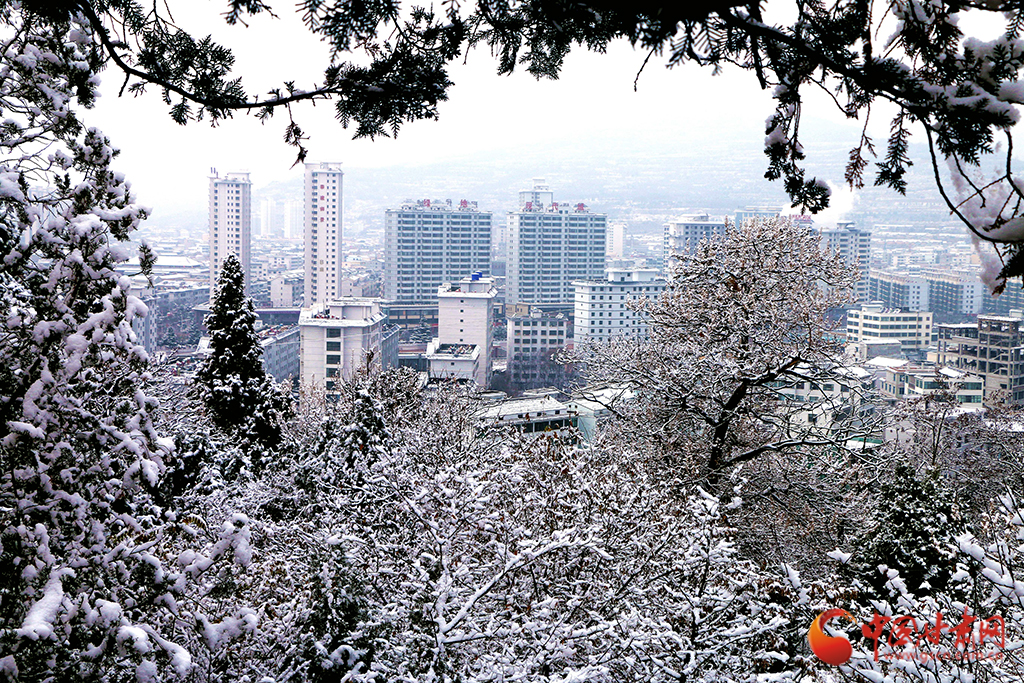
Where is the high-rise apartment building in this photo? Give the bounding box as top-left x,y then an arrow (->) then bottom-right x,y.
574,268 -> 666,343
734,206 -> 781,228
208,170 -> 252,290
283,200 -> 301,240
383,199 -> 492,303
868,270 -> 930,311
818,222 -> 871,302
304,162 -> 344,307
663,214 -> 727,270
507,181 -> 606,305
920,269 -> 984,321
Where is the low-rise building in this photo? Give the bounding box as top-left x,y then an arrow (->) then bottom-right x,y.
476,395 -> 577,436
878,365 -> 983,405
567,385 -> 634,441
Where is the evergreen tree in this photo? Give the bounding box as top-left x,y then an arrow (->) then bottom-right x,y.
854,464 -> 963,599
197,254 -> 290,450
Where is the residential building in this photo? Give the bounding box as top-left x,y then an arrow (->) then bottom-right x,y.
208,170 -> 251,290
426,272 -> 497,387
270,271 -> 304,307
507,307 -> 571,391
383,198 -> 491,303
935,312 -> 1024,404
304,162 -> 344,307
574,268 -> 666,343
920,269 -> 985,320
282,200 -> 301,240
878,365 -> 984,405
986,281 -> 1024,317
734,206 -> 780,228
773,365 -> 876,436
299,298 -> 386,393
260,325 -> 300,382
507,181 -> 606,305
608,223 -> 626,258
663,213 -> 727,269
819,222 -> 871,302
846,303 -> 933,351
868,270 -> 930,312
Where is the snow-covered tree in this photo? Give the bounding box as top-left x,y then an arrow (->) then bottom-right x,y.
574,217 -> 873,486
175,365 -> 846,682
0,9 -> 251,680
197,253 -> 291,453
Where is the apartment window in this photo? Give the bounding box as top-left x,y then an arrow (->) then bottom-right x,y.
326,329 -> 341,338
327,341 -> 341,351
326,355 -> 341,365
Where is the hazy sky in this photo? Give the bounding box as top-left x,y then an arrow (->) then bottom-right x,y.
87,3 -> 1004,218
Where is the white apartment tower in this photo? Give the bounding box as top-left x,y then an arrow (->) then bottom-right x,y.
304,162 -> 344,307
208,171 -> 252,290
507,181 -> 607,304
574,268 -> 666,343
384,199 -> 492,302
426,273 -> 497,387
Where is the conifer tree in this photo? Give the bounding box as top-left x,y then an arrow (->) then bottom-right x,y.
854,464 -> 963,599
197,254 -> 290,450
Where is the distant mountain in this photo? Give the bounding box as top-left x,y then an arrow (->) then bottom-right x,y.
141,119 -> 1000,239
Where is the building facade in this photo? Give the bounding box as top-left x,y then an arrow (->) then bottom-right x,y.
427,273 -> 497,387
507,182 -> 606,305
819,222 -> 871,302
921,269 -> 985,320
507,308 -> 571,391
734,206 -> 781,228
878,365 -> 983,405
299,298 -> 386,393
574,268 -> 666,343
663,214 -> 727,269
936,313 -> 1024,404
868,270 -> 929,312
260,325 -> 300,382
270,271 -> 304,307
846,303 -> 933,351
304,162 -> 344,307
208,171 -> 251,290
383,199 -> 492,303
